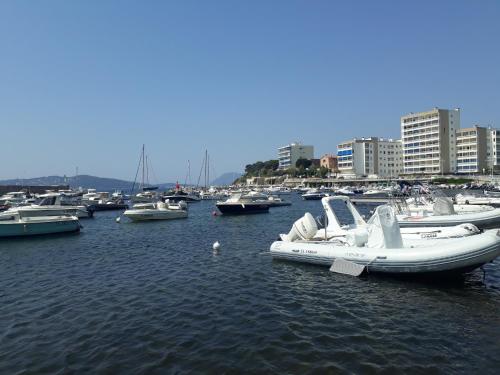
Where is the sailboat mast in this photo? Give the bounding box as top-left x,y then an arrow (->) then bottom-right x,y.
207,153 -> 210,188
141,144 -> 145,189
146,155 -> 149,186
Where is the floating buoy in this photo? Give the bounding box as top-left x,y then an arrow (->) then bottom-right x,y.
116,217 -> 121,223
213,241 -> 220,251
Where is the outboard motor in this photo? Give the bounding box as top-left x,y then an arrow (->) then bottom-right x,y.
280,212 -> 318,242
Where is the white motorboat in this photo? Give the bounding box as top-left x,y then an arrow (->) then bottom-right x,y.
267,196 -> 292,207
270,205 -> 500,275
0,213 -> 81,238
301,188 -> 328,200
0,193 -> 93,220
396,197 -> 500,229
0,191 -> 28,206
123,201 -> 188,221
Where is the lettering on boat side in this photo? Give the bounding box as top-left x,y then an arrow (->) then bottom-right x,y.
344,252 -> 366,258
291,249 -> 317,254
421,232 -> 437,238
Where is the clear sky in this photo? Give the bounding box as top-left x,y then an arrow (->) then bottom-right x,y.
1,0 -> 499,182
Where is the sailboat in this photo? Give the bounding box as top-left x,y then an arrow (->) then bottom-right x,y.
131,145 -> 160,203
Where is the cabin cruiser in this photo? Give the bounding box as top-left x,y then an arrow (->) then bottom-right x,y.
132,190 -> 158,203
0,212 -> 80,238
216,192 -> 270,214
270,204 -> 500,275
301,188 -> 328,200
0,191 -> 29,207
123,200 -> 188,221
162,189 -> 201,203
0,193 -> 93,220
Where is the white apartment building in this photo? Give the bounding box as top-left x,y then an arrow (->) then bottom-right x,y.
456,126 -> 488,173
401,108 -> 460,174
337,137 -> 403,178
487,128 -> 500,172
277,142 -> 314,170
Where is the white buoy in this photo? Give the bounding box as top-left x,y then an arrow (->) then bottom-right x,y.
212,241 -> 220,251
116,217 -> 121,223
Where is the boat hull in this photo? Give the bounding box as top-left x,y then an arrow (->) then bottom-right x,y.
123,209 -> 187,221
270,230 -> 500,274
216,203 -> 269,215
397,210 -> 500,229
0,217 -> 81,238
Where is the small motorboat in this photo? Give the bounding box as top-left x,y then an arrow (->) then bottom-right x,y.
123,201 -> 188,221
216,192 -> 270,215
270,205 -> 500,276
0,213 -> 81,238
455,193 -> 500,207
267,196 -> 292,207
301,188 -> 328,200
396,197 -> 500,229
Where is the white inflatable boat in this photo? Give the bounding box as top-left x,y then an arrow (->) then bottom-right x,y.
270,205 -> 500,275
281,196 -> 481,243
396,197 -> 500,229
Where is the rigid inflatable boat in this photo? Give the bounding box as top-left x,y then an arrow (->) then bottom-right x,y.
281,196 -> 481,243
396,197 -> 500,229
270,205 -> 500,275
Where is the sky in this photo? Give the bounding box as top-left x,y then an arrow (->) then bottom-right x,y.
1,0 -> 499,182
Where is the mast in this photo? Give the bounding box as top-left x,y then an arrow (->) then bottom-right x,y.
204,149 -> 208,189
141,144 -> 145,190
207,153 -> 210,188
146,155 -> 149,186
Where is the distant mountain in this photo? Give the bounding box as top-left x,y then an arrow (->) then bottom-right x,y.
0,175 -> 175,192
211,172 -> 242,186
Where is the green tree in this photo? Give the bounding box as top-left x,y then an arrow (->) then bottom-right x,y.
295,158 -> 312,169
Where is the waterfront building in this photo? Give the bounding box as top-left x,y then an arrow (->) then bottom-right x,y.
277,142 -> 314,170
401,108 -> 460,174
456,126 -> 488,174
487,128 -> 500,172
320,154 -> 338,172
337,137 -> 403,178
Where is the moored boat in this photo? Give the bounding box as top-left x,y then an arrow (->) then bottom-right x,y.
123,201 -> 188,221
270,205 -> 500,275
0,213 -> 81,238
216,192 -> 270,214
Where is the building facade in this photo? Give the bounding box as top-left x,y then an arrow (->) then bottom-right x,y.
320,154 -> 338,172
278,142 -> 314,170
337,137 -> 402,178
401,108 -> 460,174
456,126 -> 488,174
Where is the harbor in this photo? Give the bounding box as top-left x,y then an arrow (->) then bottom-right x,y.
2,0 -> 500,373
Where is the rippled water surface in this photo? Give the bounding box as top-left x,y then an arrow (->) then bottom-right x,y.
1,196 -> 500,374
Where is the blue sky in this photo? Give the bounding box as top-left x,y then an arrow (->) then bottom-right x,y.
1,0 -> 499,182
